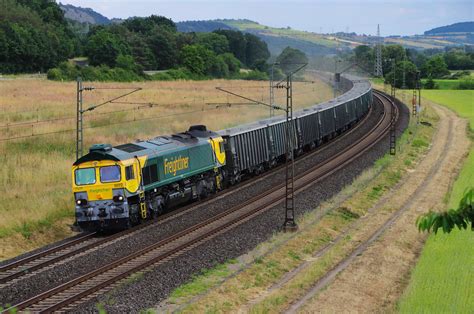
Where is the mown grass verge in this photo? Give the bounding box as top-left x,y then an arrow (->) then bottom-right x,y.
397,90 -> 474,313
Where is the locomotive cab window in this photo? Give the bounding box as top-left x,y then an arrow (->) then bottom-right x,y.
75,168 -> 96,186
125,165 -> 135,180
100,165 -> 121,183
219,141 -> 224,152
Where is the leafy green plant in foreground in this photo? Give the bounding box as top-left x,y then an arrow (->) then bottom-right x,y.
417,188 -> 474,234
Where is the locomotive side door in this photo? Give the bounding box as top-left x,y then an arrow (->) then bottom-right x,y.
124,161 -> 140,194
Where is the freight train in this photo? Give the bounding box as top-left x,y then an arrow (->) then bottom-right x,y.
72,74 -> 372,231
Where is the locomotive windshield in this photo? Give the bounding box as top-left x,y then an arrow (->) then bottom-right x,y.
100,165 -> 121,183
75,168 -> 96,186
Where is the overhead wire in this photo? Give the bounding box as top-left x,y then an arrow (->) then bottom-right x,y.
0,80 -> 323,142
0,106 -> 223,142
0,94 -> 236,129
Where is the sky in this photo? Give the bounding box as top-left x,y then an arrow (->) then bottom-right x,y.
58,0 -> 473,36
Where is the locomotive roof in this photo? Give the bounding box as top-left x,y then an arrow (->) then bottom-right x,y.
218,74 -> 371,137
74,128 -> 220,165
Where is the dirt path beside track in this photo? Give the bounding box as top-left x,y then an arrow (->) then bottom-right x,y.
293,104 -> 470,313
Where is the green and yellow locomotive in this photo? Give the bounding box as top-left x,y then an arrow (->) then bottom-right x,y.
72,125 -> 225,231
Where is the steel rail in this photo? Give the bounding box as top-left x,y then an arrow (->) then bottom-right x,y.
0,233 -> 95,273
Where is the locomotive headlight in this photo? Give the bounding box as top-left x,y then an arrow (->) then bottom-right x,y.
112,189 -> 125,203
76,199 -> 88,206
113,194 -> 125,202
75,192 -> 88,206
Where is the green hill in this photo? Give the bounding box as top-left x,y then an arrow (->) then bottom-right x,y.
176,20 -> 234,32
425,22 -> 474,35
179,19 -> 349,56
59,3 -> 111,25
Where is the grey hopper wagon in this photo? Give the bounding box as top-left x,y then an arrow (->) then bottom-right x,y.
218,73 -> 372,183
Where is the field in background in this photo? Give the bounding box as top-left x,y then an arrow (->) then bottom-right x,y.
0,75 -> 333,259
422,90 -> 474,126
398,90 -> 473,313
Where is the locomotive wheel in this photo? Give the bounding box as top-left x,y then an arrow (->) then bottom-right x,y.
200,187 -> 209,199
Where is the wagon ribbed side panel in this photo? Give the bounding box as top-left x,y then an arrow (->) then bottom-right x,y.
298,112 -> 320,146
319,108 -> 335,138
334,104 -> 347,131
224,127 -> 269,173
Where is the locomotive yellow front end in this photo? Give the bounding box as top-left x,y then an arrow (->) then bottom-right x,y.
72,144 -> 141,231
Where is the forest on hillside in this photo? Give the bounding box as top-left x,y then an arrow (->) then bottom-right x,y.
352,44 -> 474,88
0,0 -> 275,81
424,22 -> 474,35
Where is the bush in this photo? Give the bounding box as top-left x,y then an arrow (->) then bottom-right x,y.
450,70 -> 471,79
208,55 -> 229,78
423,77 -> 438,89
167,68 -> 192,80
47,68 -> 63,80
240,70 -> 269,81
115,54 -> 139,72
150,72 -> 174,81
219,53 -> 241,75
47,63 -> 145,82
458,79 -> 474,90
149,68 -> 194,81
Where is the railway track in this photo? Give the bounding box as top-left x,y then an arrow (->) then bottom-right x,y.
0,233 -> 96,284
0,95 -> 375,289
5,90 -> 396,313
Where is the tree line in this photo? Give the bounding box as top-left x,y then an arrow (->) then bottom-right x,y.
49,15 -> 270,80
1,0 -> 281,81
0,0 -> 78,73
352,44 -> 474,89
0,0 -> 311,82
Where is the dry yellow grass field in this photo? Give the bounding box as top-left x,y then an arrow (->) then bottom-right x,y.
0,75 -> 332,259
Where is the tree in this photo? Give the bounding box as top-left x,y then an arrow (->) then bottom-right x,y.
195,32 -> 229,55
214,30 -> 247,65
0,0 -> 77,73
412,51 -> 428,69
179,44 -> 208,76
353,45 -> 374,72
244,33 -> 270,69
85,29 -> 130,67
384,60 -> 418,88
122,15 -> 176,35
423,76 -> 438,89
382,45 -> 406,75
421,55 -> 450,78
209,54 -> 229,78
219,52 -> 241,75
417,188 -> 474,234
147,27 -> 178,69
126,32 -> 156,70
115,54 -> 139,72
276,47 -> 308,74
443,49 -> 474,70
